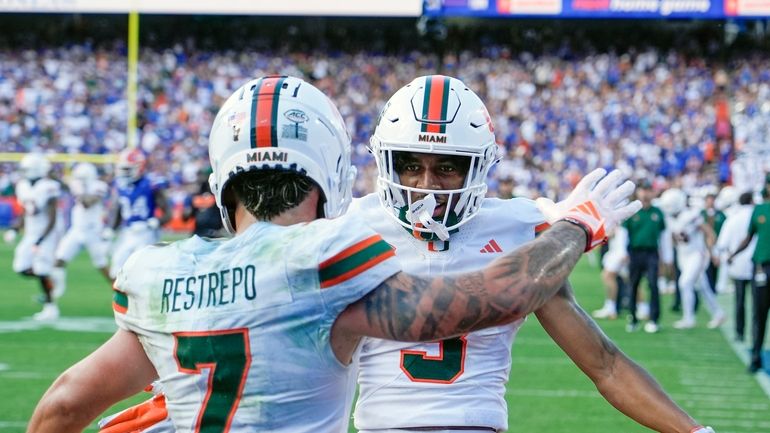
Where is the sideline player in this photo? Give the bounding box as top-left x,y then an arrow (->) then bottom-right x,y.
714,191 -> 755,342
352,75 -> 714,433
623,181 -> 666,333
729,176 -> 770,373
659,188 -> 725,329
10,153 -> 64,321
592,226 -> 629,320
53,162 -> 112,296
108,148 -> 170,279
27,76 -> 641,433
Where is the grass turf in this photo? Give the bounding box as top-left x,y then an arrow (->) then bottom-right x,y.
0,237 -> 767,432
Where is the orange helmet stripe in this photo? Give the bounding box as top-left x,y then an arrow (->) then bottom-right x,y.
421,75 -> 450,134
250,76 -> 286,148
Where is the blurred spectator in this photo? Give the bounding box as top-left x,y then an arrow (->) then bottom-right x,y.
2,17 -> 770,213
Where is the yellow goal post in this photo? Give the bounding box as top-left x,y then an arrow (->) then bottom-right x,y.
0,152 -> 117,165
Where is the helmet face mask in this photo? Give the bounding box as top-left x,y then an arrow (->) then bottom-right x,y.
19,153 -> 51,181
208,76 -> 354,234
370,75 -> 498,239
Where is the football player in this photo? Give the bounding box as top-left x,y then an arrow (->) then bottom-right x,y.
714,191 -> 755,342
592,226 -> 629,320
659,188 -> 725,329
107,148 -> 170,279
53,162 -> 112,297
352,75 -> 714,433
11,153 -> 64,320
28,76 -> 640,433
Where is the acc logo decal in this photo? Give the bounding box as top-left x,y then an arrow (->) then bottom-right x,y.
284,109 -> 309,124
282,109 -> 309,141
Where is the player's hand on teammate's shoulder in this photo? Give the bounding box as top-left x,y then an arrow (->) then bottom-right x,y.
535,168 -> 642,252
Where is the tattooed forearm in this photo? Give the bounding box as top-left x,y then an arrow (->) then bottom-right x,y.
363,221 -> 587,341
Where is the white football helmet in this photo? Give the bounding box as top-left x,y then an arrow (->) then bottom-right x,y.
370,75 -> 498,239
115,148 -> 147,186
72,162 -> 98,183
659,188 -> 688,216
714,185 -> 738,211
208,75 -> 354,234
19,153 -> 51,181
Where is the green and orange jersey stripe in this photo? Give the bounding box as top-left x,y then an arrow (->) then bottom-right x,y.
421,75 -> 451,134
319,235 -> 395,289
112,288 -> 128,314
250,76 -> 286,148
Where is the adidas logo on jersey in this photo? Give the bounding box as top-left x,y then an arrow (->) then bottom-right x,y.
479,239 -> 502,253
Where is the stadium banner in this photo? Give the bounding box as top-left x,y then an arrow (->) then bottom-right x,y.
725,0 -> 770,15
424,0 -> 770,16
0,0 -> 422,16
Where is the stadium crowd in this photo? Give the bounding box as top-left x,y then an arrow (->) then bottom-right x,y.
1,21 -> 770,208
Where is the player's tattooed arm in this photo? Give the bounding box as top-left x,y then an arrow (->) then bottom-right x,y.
535,282 -> 620,380
344,221 -> 587,343
535,284 -> 700,433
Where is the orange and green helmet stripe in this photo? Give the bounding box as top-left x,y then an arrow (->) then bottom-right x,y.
112,289 -> 128,314
319,235 -> 395,288
250,76 -> 287,148
421,75 -> 451,134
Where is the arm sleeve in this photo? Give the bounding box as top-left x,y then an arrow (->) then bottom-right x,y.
315,216 -> 400,316
112,249 -> 148,333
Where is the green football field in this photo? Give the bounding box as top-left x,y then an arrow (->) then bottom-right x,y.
0,237 -> 768,432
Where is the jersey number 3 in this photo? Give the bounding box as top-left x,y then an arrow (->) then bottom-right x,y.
174,328 -> 251,433
400,336 -> 467,383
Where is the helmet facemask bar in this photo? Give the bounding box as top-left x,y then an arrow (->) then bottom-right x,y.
374,144 -> 492,240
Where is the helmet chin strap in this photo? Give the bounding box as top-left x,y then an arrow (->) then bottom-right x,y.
407,193 -> 450,241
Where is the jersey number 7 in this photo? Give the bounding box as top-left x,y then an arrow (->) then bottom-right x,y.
174,328 -> 251,433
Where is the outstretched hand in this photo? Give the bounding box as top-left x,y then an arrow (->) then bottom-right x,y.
535,168 -> 642,252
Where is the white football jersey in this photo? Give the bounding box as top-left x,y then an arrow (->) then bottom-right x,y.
69,179 -> 109,231
351,193 -> 547,432
669,208 -> 706,256
16,177 -> 62,238
113,212 -> 399,433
